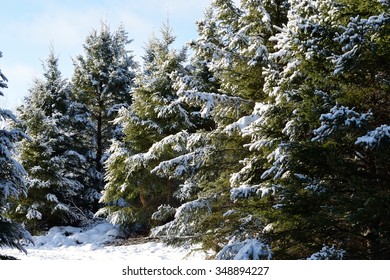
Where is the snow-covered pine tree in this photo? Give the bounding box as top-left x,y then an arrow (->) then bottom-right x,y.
151,0 -> 288,258
8,50 -> 90,233
232,0 -> 390,259
0,51 -> 32,256
72,23 -> 137,211
99,24 -> 197,233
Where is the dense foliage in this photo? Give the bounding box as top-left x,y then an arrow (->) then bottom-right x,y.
1,0 -> 389,260
8,51 -> 90,233
98,24 -> 201,233
71,23 -> 137,211
0,51 -> 32,255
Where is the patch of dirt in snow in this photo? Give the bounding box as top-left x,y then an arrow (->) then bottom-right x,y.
108,236 -> 161,246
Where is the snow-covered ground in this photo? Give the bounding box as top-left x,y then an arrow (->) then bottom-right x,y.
1,221 -> 208,260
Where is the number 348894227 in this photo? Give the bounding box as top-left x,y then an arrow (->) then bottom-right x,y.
215,266 -> 269,276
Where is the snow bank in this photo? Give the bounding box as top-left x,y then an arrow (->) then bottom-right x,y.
1,221 -> 208,260
32,221 -> 122,248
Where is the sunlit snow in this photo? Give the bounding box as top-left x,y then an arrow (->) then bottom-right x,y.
1,221 -> 208,260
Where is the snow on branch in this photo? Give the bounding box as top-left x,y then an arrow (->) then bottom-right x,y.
177,90 -> 251,119
26,205 -> 42,220
151,132 -> 212,179
355,124 -> 390,148
114,107 -> 162,133
378,0 -> 389,7
333,13 -> 389,74
230,184 -> 276,201
230,185 -> 259,200
312,105 -> 372,142
174,180 -> 199,201
224,103 -> 273,154
0,220 -> 33,254
155,100 -> 196,129
151,204 -> 176,222
151,198 -> 211,238
261,143 -> 290,180
116,131 -> 190,180
216,239 -> 272,260
0,109 -> 18,124
0,67 -> 8,96
151,149 -> 208,179
151,152 -> 196,178
224,113 -> 260,134
146,131 -> 189,157
307,244 -> 345,260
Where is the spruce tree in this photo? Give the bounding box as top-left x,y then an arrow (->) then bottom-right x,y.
99,24 -> 195,233
151,0 -> 288,258
9,50 -> 89,233
72,23 -> 136,211
0,51 -> 32,256
233,0 -> 390,259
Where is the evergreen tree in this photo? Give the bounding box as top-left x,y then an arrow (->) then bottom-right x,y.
99,24 -> 195,233
151,0 -> 288,258
72,23 -> 137,210
233,0 -> 390,259
9,50 -> 90,233
0,51 -> 32,256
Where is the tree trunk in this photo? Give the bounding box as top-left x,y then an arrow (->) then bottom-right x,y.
96,111 -> 103,177
166,179 -> 173,205
140,189 -> 148,208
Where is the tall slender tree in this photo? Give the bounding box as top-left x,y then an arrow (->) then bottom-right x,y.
72,23 -> 137,211
99,24 -> 195,233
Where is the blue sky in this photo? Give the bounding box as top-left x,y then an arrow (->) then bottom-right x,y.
0,0 -> 212,111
